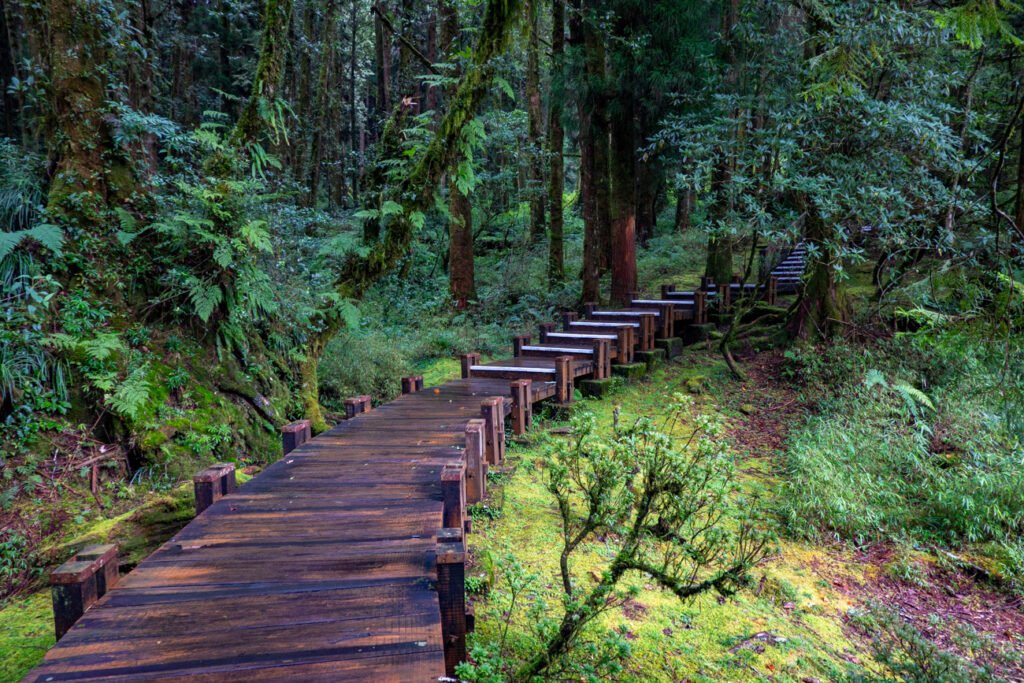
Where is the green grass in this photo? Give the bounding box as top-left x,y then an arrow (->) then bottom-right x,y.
0,591 -> 53,681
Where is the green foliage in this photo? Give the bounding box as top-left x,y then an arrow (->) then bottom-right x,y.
779,333 -> 1024,547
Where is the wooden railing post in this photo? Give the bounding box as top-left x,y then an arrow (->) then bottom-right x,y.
50,558 -> 100,640
510,379 -> 532,435
695,291 -> 707,324
401,375 -> 424,394
480,397 -> 505,465
459,353 -> 480,379
661,284 -> 675,298
436,528 -> 468,677
562,311 -> 578,330
616,324 -> 633,363
584,302 -> 597,318
555,355 -> 573,403
512,335 -> 530,357
641,315 -> 655,350
464,419 -> 486,503
767,276 -> 778,306
538,322 -> 555,343
592,339 -> 610,379
718,283 -> 731,310
211,462 -> 236,496
701,275 -> 713,291
441,462 -> 467,532
659,302 -> 675,339
281,419 -> 311,455
75,544 -> 118,598
193,467 -> 226,515
344,395 -> 371,418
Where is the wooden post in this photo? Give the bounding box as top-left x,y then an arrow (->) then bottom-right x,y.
659,302 -> 675,338
50,559 -> 99,640
480,397 -> 505,465
732,274 -> 741,284
718,283 -> 731,310
510,380 -> 532,435
584,302 -> 597,318
615,324 -> 633,363
592,339 -> 610,379
211,462 -> 236,496
538,322 -> 555,343
695,291 -> 707,324
441,463 -> 466,531
193,467 -> 224,515
555,355 -> 573,403
357,395 -> 372,412
767,276 -> 778,305
281,419 -> 311,455
464,419 -> 486,503
512,335 -> 530,357
401,375 -> 422,394
75,544 -> 118,598
701,275 -> 713,291
661,283 -> 675,298
641,315 -> 655,350
436,529 -> 468,677
562,311 -> 578,330
459,353 -> 480,379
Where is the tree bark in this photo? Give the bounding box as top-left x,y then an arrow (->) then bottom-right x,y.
232,0 -> 295,147
441,0 -> 475,306
306,1 -> 339,207
525,0 -> 545,242
547,0 -> 565,286
349,0 -> 360,204
573,1 -> 606,302
787,201 -> 848,338
0,0 -> 18,139
374,1 -> 391,117
1015,127 -> 1024,236
609,84 -> 637,305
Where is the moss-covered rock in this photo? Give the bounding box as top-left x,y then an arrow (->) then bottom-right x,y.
685,376 -> 707,394
579,378 -> 621,398
684,323 -> 717,343
635,349 -> 666,369
655,337 -> 683,358
612,362 -> 647,381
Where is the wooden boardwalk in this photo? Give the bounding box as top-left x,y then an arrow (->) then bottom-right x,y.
27,379 -> 525,682
28,248 -> 807,681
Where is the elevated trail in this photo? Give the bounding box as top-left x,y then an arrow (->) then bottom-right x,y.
28,244 -> 808,681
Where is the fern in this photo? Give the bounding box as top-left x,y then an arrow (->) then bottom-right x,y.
106,366 -> 152,421
865,369 -> 935,421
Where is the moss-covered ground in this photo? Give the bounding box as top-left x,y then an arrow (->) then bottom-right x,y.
464,351 -> 879,682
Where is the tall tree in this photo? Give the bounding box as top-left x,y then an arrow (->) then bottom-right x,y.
525,0 -> 545,243
608,43 -> 637,305
442,0 -> 475,306
547,0 -> 566,285
233,0 -> 296,147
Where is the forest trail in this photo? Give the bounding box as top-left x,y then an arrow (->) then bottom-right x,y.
25,249 -> 802,681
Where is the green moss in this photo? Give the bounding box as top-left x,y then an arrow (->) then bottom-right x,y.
0,591 -> 54,681
655,337 -> 683,358
579,377 -> 622,398
635,348 -> 666,369
612,362 -> 647,380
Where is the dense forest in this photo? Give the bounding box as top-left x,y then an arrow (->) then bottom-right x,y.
2,0 -> 1024,679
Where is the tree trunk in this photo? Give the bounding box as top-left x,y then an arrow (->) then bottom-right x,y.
525,0 -> 545,243
33,0 -> 128,223
0,0 -> 18,139
587,26 -> 611,273
232,0 -> 295,147
1016,127 -> 1024,236
350,0 -> 360,204
787,200 -> 848,338
374,2 -> 391,117
547,0 -> 565,286
571,2 -> 601,302
609,85 -> 637,305
307,1 -> 339,208
441,0 -> 475,306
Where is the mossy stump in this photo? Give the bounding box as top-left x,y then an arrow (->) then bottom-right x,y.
655,337 -> 683,359
612,363 -> 647,380
635,348 -> 666,369
579,378 -> 619,398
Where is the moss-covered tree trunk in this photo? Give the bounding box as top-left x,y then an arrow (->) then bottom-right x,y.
441,0 -> 476,306
306,1 -> 339,208
547,0 -> 565,286
232,0 -> 295,147
525,0 -> 545,243
609,85 -> 637,306
573,0 -> 608,302
787,200 -> 848,338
